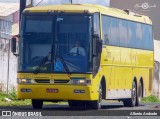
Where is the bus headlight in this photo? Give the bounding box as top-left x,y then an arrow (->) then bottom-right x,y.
17,79 -> 34,84
70,79 -> 91,85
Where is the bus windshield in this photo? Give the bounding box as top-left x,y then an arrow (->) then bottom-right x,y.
19,14 -> 93,73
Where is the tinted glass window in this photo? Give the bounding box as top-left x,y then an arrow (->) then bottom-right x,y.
143,25 -> 153,50
101,15 -> 153,50
135,23 -> 143,48
119,19 -> 128,47
128,21 -> 136,48
102,15 -> 111,44
25,16 -> 52,33
110,18 -> 119,46
20,14 -> 93,73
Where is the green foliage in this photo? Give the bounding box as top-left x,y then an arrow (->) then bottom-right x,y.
0,91 -> 66,106
0,92 -> 8,101
0,91 -> 31,106
0,91 -> 17,101
8,91 -> 17,100
142,95 -> 160,102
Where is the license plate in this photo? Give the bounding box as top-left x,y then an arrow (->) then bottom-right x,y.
46,88 -> 58,93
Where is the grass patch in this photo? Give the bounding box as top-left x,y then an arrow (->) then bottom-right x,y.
0,91 -> 31,106
142,95 -> 160,103
0,91 -> 67,106
0,100 -> 31,106
0,92 -> 17,101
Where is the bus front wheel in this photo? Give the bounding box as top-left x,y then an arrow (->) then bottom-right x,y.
68,100 -> 79,107
68,100 -> 86,108
91,84 -> 102,110
32,99 -> 43,109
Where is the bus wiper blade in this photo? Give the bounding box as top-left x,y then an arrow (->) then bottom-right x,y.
34,52 -> 51,74
56,53 -> 71,75
33,51 -> 70,74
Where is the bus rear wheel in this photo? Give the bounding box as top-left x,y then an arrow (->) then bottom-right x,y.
123,81 -> 137,107
32,99 -> 43,109
136,82 -> 143,106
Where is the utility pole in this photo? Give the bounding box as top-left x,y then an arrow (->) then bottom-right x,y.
70,0 -> 72,4
7,38 -> 10,94
19,0 -> 26,21
31,0 -> 33,6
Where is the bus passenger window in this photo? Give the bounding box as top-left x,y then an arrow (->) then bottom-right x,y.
102,15 -> 111,45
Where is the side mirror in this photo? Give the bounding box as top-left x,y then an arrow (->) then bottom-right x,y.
11,37 -> 19,56
93,34 -> 99,56
11,37 -> 16,53
93,34 -> 102,56
98,40 -> 102,54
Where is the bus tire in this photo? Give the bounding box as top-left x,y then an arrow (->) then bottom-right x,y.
136,82 -> 143,106
32,99 -> 43,109
68,100 -> 79,107
123,81 -> 137,107
68,100 -> 86,108
91,84 -> 102,110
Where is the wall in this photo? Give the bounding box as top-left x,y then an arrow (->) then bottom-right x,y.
154,40 -> 160,98
0,38 -> 17,92
0,12 -> 18,92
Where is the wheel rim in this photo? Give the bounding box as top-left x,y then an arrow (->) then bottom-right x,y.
99,85 -> 102,107
138,84 -> 142,102
132,82 -> 137,104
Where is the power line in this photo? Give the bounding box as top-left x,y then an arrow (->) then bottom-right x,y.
36,0 -> 45,6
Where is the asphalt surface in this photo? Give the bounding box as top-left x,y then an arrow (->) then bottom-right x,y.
0,101 -> 160,117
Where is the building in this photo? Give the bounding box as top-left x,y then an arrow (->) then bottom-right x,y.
0,3 -> 19,92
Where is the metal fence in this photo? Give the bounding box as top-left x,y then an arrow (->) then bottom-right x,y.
0,38 -> 17,93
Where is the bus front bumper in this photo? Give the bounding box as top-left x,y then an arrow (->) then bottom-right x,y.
17,85 -> 96,101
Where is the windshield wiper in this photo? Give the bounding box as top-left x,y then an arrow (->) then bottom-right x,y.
34,52 -> 51,74
55,52 -> 71,75
33,51 -> 70,74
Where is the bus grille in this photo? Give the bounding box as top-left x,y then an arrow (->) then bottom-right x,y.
35,79 -> 69,84
54,80 -> 69,83
35,79 -> 50,83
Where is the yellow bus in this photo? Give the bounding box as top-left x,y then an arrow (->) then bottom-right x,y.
11,4 -> 153,109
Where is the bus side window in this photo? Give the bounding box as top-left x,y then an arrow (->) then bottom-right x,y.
102,15 -> 111,45
143,25 -> 153,50
110,17 -> 120,46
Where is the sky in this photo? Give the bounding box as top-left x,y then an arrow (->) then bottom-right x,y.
0,0 -> 110,6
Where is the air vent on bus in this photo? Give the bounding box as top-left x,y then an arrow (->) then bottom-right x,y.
124,9 -> 144,17
54,80 -> 69,83
35,79 -> 69,84
35,79 -> 50,83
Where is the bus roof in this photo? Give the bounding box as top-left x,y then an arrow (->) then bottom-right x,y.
24,4 -> 152,25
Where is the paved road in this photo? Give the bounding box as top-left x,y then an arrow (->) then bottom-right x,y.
0,101 -> 160,117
